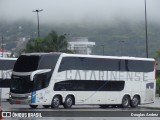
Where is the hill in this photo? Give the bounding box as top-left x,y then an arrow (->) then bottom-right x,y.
0,20 -> 160,57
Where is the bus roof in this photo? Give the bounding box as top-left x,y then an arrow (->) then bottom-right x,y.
0,57 -> 17,60
60,53 -> 154,61
22,52 -> 61,56
22,52 -> 154,61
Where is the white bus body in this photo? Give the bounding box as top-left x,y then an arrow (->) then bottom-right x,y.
9,53 -> 156,108
0,57 -> 17,100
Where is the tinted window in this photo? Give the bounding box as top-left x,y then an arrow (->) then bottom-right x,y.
10,75 -> 34,94
119,60 -> 126,71
127,60 -> 154,72
34,72 -> 51,90
58,57 -> 119,72
58,57 -> 154,72
38,55 -> 59,69
14,54 -> 60,72
58,57 -> 84,71
13,55 -> 39,72
0,60 -> 16,70
54,80 -> 125,91
0,79 -> 10,87
86,58 -> 119,71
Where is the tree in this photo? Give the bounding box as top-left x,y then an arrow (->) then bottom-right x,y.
24,38 -> 44,53
156,49 -> 160,96
23,30 -> 68,53
156,49 -> 160,58
44,31 -> 68,52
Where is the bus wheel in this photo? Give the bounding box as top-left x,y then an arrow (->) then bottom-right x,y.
63,95 -> 73,109
130,96 -> 139,108
121,95 -> 130,108
43,105 -> 50,108
51,96 -> 60,108
30,105 -> 38,109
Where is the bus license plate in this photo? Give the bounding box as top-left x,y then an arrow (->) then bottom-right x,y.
16,101 -> 21,104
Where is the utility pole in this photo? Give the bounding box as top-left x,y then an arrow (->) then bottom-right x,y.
101,45 -> 104,55
1,36 -> 4,57
32,9 -> 43,38
120,40 -> 124,56
144,0 -> 148,58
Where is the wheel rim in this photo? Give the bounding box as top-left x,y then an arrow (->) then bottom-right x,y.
54,97 -> 60,107
132,97 -> 138,106
66,98 -> 72,107
123,98 -> 129,106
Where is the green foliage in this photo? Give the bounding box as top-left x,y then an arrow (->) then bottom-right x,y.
43,31 -> 68,52
156,51 -> 160,93
156,71 -> 160,87
1,20 -> 160,57
156,49 -> 160,58
24,31 -> 68,53
157,78 -> 160,87
24,38 -> 44,53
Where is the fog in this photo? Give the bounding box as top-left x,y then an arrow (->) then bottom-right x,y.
0,0 -> 160,25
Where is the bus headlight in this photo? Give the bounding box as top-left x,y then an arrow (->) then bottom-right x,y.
28,96 -> 31,99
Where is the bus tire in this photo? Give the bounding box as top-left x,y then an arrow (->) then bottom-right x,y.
130,96 -> 139,108
29,105 -> 38,109
51,96 -> 60,108
43,105 -> 50,108
121,95 -> 130,108
63,95 -> 73,109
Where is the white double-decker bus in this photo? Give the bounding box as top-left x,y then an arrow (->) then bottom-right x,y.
0,57 -> 17,100
9,53 -> 156,108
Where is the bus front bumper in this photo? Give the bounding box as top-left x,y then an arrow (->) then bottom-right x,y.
9,98 -> 31,105
9,94 -> 31,105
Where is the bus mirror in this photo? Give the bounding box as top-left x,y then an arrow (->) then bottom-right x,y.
30,69 -> 51,81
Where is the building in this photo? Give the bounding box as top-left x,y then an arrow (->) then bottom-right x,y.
0,49 -> 13,58
68,37 -> 95,55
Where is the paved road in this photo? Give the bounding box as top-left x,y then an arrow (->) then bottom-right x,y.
139,97 -> 160,109
0,100 -> 156,111
1,101 -> 160,120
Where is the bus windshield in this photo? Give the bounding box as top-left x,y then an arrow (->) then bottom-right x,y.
11,75 -> 34,94
11,54 -> 60,93
13,54 -> 60,72
11,71 -> 51,94
13,55 -> 39,72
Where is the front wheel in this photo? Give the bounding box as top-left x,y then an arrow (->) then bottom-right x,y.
30,105 -> 38,109
130,96 -> 139,108
51,96 -> 60,108
121,95 -> 130,108
63,96 -> 73,109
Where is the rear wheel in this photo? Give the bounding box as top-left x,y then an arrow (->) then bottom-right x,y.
63,95 -> 73,109
30,105 -> 38,109
43,105 -> 50,108
130,96 -> 139,108
121,95 -> 130,108
51,96 -> 60,108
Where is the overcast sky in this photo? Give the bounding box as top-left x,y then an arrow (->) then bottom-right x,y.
0,0 -> 160,25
